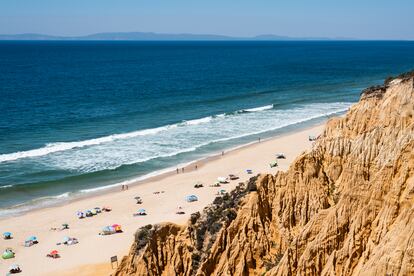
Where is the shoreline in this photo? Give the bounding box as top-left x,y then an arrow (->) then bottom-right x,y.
0,119 -> 325,220
0,121 -> 326,276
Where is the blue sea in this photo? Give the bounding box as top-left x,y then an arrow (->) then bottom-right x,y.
1,41 -> 414,216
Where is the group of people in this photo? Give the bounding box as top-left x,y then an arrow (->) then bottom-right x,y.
121,184 -> 129,191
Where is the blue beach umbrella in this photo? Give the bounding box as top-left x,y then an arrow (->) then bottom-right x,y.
63,236 -> 70,243
26,236 -> 37,242
3,232 -> 12,238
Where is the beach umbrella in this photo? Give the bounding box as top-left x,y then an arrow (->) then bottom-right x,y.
9,264 -> 20,270
186,195 -> 198,202
62,223 -> 69,229
50,250 -> 58,255
112,224 -> 122,232
63,236 -> 70,243
3,232 -> 12,238
26,236 -> 37,242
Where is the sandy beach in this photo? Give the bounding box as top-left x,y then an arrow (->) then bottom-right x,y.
0,123 -> 324,276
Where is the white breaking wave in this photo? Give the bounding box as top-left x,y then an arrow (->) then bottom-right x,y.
243,104 -> 274,112
0,124 -> 177,163
0,103 -> 276,163
181,116 -> 214,126
0,102 -> 352,168
0,185 -> 13,189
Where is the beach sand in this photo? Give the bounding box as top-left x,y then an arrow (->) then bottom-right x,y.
0,123 -> 324,276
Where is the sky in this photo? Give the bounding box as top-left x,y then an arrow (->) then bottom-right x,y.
1,0 -> 413,39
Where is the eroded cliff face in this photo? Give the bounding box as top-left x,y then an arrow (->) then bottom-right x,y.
115,72 -> 414,276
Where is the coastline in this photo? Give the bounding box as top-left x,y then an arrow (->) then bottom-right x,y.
0,121 -> 326,276
0,118 -> 328,220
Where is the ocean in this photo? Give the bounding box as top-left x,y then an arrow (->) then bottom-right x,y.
1,40 -> 414,216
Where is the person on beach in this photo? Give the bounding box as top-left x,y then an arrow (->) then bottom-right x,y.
182,167 -> 185,173
259,137 -> 261,142
176,168 -> 179,174
121,185 -> 124,191
195,165 -> 198,170
126,185 -> 128,190
222,151 -> 224,156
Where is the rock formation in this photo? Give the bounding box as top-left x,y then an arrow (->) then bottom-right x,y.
115,71 -> 414,276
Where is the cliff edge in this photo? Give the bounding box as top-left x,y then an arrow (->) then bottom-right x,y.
115,71 -> 414,276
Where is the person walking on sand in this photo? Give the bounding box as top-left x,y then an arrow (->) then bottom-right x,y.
176,168 -> 179,174
222,151 -> 224,156
195,165 -> 198,170
182,167 -> 185,173
121,185 -> 124,191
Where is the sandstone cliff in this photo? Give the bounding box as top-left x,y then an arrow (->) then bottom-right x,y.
115,71 -> 414,276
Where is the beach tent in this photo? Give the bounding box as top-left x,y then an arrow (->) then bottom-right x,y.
270,161 -> 278,168
91,209 -> 97,215
9,264 -> 21,274
100,226 -> 116,235
219,189 -> 226,195
2,249 -> 15,259
24,236 -> 38,247
309,135 -> 317,141
94,207 -> 102,213
217,177 -> 228,183
246,169 -> 253,174
3,232 -> 12,239
62,223 -> 69,230
62,236 -> 78,245
102,206 -> 112,212
185,195 -> 198,202
85,210 -> 93,217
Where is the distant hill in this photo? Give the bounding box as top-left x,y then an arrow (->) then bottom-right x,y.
0,32 -> 353,41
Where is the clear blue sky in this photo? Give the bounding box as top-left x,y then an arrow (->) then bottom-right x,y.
1,0 -> 413,39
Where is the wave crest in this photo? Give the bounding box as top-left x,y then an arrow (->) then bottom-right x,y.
0,103 -> 278,163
